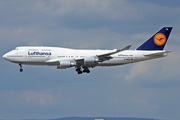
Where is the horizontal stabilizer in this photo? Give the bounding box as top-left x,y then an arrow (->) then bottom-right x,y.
144,50 -> 171,56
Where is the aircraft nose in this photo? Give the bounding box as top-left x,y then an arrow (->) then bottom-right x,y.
3,53 -> 8,60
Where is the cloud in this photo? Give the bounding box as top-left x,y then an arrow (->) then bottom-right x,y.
125,50 -> 180,82
125,62 -> 149,80
1,0 -> 180,119
170,33 -> 180,44
131,32 -> 152,41
132,94 -> 158,111
23,90 -> 53,105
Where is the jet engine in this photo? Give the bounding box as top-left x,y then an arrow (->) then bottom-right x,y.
57,61 -> 75,69
84,57 -> 99,64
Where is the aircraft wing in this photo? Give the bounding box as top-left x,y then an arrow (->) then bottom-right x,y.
45,45 -> 131,66
74,45 -> 131,65
97,45 -> 131,58
45,59 -> 59,63
74,58 -> 84,64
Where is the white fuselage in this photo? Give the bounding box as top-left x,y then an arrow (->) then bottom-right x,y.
3,46 -> 167,67
2,27 -> 172,74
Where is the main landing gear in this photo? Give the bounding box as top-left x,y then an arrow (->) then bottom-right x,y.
83,68 -> 90,73
19,64 -> 23,72
76,67 -> 82,74
75,67 -> 90,74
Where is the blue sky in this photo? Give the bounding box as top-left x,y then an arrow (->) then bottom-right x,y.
1,0 -> 180,119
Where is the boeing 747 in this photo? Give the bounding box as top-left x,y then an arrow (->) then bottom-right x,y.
3,27 -> 172,74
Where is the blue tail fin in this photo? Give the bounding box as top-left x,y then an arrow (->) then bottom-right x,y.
136,27 -> 173,50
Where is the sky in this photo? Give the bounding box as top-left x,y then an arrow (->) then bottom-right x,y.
1,0 -> 180,119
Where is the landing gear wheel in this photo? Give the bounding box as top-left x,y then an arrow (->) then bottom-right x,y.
76,67 -> 83,74
76,68 -> 81,71
20,68 -> 23,72
19,64 -> 23,72
78,71 -> 83,74
82,68 -> 90,73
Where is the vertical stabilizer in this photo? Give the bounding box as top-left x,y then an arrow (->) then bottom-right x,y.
136,27 -> 173,50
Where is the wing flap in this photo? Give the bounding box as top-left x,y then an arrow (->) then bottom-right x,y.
45,59 -> 59,63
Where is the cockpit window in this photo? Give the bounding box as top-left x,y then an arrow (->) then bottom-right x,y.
15,48 -> 18,50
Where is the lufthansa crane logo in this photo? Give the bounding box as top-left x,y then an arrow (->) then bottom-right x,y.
154,33 -> 166,46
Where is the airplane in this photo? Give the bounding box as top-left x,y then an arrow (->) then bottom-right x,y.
3,27 -> 172,74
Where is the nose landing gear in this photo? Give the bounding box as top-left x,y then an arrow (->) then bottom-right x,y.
19,64 -> 23,72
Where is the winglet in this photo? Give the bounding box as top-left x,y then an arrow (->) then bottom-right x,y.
122,45 -> 131,50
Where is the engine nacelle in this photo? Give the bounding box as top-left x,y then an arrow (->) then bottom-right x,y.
57,61 -> 75,69
84,57 -> 99,64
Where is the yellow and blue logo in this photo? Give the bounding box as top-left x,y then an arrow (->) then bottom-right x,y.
154,33 -> 166,46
